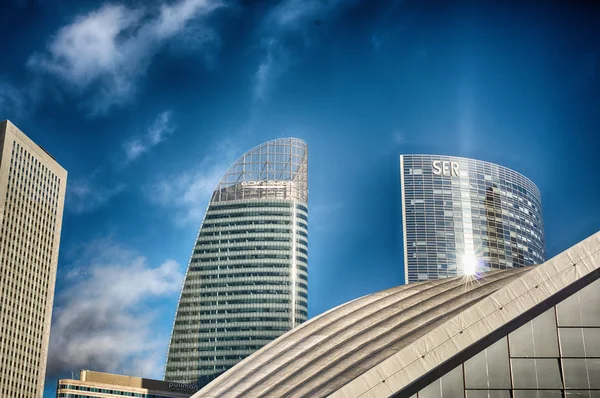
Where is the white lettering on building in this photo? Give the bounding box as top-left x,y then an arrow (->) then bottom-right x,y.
432,160 -> 460,177
241,181 -> 294,188
168,382 -> 199,392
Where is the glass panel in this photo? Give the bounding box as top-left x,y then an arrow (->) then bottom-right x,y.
418,365 -> 464,398
465,337 -> 510,388
590,359 -> 600,389
565,392 -> 592,398
511,358 -> 563,389
583,328 -> 600,356
557,279 -> 600,327
563,359 -> 600,389
514,392 -> 563,398
559,327 -> 600,357
466,391 -> 510,398
579,279 -> 600,326
557,291 -> 583,326
559,328 -> 586,357
509,308 -> 559,357
563,358 -> 589,389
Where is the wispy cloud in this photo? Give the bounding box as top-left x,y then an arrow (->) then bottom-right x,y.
124,110 -> 175,162
253,0 -> 354,101
47,238 -> 184,379
67,179 -> 127,214
253,39 -> 291,101
0,78 -> 26,117
145,139 -> 240,226
28,0 -> 224,114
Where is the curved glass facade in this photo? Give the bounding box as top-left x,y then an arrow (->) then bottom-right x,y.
400,154 -> 545,284
165,138 -> 308,386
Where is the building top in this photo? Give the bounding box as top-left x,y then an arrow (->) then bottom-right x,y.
58,370 -> 199,397
400,153 -> 541,200
1,119 -> 66,175
211,138 -> 308,203
192,230 -> 600,398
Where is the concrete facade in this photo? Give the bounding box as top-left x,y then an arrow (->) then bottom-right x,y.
0,120 -> 67,397
57,370 -> 199,397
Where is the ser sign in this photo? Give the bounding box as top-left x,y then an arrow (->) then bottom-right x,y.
432,160 -> 460,177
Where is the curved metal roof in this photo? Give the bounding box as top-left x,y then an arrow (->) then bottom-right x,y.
211,138 -> 308,203
193,268 -> 530,397
192,231 -> 600,398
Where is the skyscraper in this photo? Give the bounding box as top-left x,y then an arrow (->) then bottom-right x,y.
400,154 -> 545,284
165,138 -> 308,387
0,120 -> 67,397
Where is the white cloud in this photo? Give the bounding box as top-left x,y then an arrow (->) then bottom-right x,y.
253,0 -> 354,101
28,0 -> 224,114
67,179 -> 127,214
47,238 -> 184,379
124,110 -> 175,162
148,111 -> 175,145
145,139 -> 240,226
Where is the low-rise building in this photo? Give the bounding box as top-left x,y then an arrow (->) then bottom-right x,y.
57,370 -> 199,398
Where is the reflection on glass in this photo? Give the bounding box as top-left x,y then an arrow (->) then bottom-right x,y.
511,359 -> 563,389
465,337 -> 510,388
557,292 -> 583,326
564,392 -> 593,398
419,365 -> 464,398
562,358 -> 589,389
513,391 -> 563,398
509,308 -> 559,357
557,279 -> 600,327
466,391 -> 511,398
578,279 -> 600,326
559,328 -> 586,357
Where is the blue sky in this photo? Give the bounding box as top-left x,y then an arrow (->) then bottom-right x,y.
0,0 -> 599,395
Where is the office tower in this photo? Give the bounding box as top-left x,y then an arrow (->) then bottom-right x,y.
400,154 -> 545,284
165,138 -> 308,387
195,230 -> 600,398
0,120 -> 67,397
57,370 -> 198,397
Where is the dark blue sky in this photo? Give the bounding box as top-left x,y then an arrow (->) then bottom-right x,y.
1,0 -> 599,395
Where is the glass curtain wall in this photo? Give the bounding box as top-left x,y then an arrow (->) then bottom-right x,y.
401,155 -> 546,284
165,138 -> 308,387
408,277 -> 600,398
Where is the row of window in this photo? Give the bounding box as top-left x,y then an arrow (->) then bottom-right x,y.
196,237 -> 308,247
189,263 -> 308,273
191,254 -> 308,263
177,298 -> 308,308
190,271 -> 308,281
192,280 -> 308,290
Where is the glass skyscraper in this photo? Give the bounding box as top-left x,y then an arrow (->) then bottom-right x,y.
165,138 -> 308,387
400,154 -> 545,284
